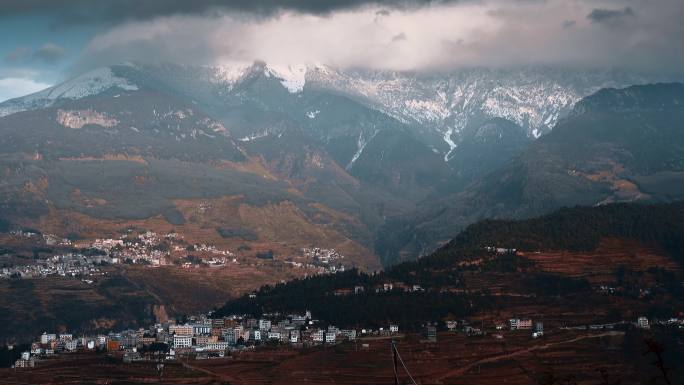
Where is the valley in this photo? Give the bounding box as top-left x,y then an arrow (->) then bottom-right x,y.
2,202 -> 683,384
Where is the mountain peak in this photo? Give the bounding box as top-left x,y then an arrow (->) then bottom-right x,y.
0,65 -> 139,118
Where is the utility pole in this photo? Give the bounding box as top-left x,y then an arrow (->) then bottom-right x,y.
392,340 -> 399,385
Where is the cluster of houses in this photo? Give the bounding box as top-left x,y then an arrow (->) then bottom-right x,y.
0,253 -> 107,280
84,232 -> 180,266
5,230 -> 353,278
12,311 -> 403,368
283,247 -> 347,274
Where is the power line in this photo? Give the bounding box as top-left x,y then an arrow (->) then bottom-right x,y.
392,340 -> 418,385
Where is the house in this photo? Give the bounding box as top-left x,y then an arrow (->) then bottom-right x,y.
334,288 -> 352,296
30,343 -> 43,355
194,335 -> 211,346
325,331 -> 336,344
425,325 -> 437,342
40,333 -> 57,344
64,340 -> 78,352
389,324 -> 399,333
354,286 -> 365,294
510,318 -> 533,330
205,341 -> 229,351
14,357 -> 35,368
59,333 -> 73,341
339,329 -> 357,340
268,331 -> 281,340
107,340 -> 121,351
637,317 -> 650,329
445,320 -> 458,331
509,318 -> 519,330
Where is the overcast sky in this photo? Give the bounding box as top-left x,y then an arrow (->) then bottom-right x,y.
1,0 -> 683,102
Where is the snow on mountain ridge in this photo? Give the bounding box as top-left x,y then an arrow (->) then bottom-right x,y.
0,67 -> 138,117
265,64 -> 308,93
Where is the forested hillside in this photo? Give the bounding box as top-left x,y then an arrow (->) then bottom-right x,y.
216,201 -> 684,328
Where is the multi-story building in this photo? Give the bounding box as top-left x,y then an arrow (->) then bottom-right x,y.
259,319 -> 271,331
251,330 -> 262,341
223,329 -> 237,345
169,325 -> 193,336
41,333 -> 57,344
173,335 -> 192,349
312,329 -> 324,343
192,324 -> 211,336
289,330 -> 300,343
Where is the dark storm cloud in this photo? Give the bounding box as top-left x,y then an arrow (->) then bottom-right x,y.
587,7 -> 635,23
0,0 -> 463,23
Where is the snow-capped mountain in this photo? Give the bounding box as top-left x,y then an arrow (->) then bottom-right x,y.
0,62 -> 682,268
304,66 -> 664,160
0,62 -> 663,162
0,67 -> 138,118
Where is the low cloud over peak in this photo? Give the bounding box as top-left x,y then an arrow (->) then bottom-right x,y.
69,0 -> 684,75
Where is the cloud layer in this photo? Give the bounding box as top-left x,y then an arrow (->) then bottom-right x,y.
0,0 -> 463,24
68,0 -> 684,75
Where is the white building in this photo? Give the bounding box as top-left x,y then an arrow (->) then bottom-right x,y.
312,330 -> 324,342
325,332 -> 336,344
339,329 -> 357,340
173,335 -> 192,349
251,330 -> 262,341
192,324 -> 211,336
205,341 -> 229,351
289,330 -> 300,343
41,333 -> 57,344
268,331 -> 281,340
389,325 -> 399,333
259,319 -> 272,331
64,340 -> 78,352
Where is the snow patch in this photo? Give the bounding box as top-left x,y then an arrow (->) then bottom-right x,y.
347,130 -> 378,169
0,67 -> 138,117
57,109 -> 119,129
266,64 -> 307,93
238,131 -> 269,142
443,126 -> 459,162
